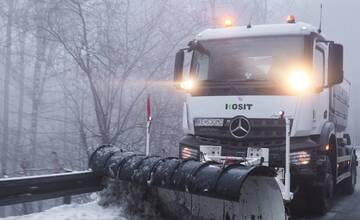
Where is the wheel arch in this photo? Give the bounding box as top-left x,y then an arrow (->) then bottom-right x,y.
319,122 -> 337,179
319,122 -> 336,149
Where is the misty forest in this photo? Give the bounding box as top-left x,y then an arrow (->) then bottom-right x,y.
0,0 -> 360,218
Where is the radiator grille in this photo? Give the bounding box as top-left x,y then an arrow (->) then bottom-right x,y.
194,118 -> 292,140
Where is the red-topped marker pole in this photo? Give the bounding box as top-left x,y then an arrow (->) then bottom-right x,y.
146,94 -> 152,155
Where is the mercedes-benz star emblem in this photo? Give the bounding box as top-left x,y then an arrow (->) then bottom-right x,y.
229,116 -> 251,139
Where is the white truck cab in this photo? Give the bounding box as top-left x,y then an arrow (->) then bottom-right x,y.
174,19 -> 356,215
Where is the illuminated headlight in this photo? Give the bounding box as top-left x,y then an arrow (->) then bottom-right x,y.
180,80 -> 195,90
290,151 -> 311,165
288,70 -> 311,93
181,146 -> 199,159
194,118 -> 224,127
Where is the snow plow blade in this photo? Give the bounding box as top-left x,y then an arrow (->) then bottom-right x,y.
0,145 -> 285,219
90,145 -> 286,220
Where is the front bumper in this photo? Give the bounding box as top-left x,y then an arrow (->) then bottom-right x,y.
179,134 -> 326,184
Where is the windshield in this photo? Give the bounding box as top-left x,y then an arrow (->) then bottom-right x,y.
190,36 -> 305,82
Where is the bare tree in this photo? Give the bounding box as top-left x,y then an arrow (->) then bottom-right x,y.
1,0 -> 14,178
44,0 -> 204,153
29,0 -> 48,164
14,3 -> 30,166
0,1 -> 14,217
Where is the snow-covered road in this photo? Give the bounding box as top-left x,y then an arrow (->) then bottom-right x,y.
2,202 -> 126,220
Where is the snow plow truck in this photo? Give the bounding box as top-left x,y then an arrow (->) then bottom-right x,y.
174,16 -> 357,215
0,17 -> 356,219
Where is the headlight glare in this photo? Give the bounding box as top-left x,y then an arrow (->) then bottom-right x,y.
290,151 -> 311,165
181,146 -> 199,159
288,70 -> 311,93
180,80 -> 194,90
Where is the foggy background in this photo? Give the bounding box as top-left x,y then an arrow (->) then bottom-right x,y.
0,0 -> 359,217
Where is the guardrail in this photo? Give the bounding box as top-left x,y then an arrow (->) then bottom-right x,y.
0,171 -> 103,206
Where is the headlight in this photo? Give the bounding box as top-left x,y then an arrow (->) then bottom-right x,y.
288,70 -> 311,93
290,151 -> 311,165
180,80 -> 195,90
181,146 -> 199,159
194,118 -> 224,127
223,18 -> 234,27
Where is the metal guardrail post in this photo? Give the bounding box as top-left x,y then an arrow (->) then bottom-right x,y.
63,169 -> 73,205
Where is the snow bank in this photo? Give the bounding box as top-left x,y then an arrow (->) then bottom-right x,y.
1,202 -> 127,220
1,180 -> 166,220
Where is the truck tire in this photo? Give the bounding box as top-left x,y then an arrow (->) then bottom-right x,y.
342,155 -> 356,195
312,157 -> 334,215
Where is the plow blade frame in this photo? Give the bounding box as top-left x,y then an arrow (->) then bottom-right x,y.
90,145 -> 277,201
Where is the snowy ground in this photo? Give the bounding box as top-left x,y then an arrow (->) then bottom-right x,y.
1,202 -> 127,220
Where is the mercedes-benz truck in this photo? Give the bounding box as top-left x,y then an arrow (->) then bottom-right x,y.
173,18 -> 356,215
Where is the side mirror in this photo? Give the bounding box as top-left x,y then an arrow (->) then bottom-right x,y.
174,50 -> 184,85
328,43 -> 344,86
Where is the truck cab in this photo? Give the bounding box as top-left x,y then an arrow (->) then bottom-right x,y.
174,19 -> 356,214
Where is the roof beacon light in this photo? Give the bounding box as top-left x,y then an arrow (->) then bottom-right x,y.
287,15 -> 296,24
224,18 -> 233,27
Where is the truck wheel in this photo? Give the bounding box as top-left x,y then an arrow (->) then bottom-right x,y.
342,155 -> 357,195
312,158 -> 334,215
